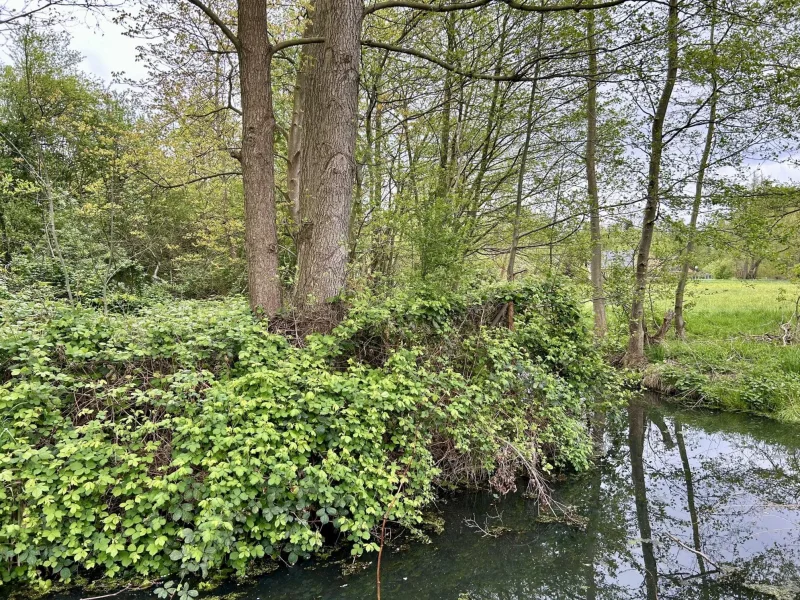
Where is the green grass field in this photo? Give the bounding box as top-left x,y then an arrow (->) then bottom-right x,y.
644,279 -> 800,422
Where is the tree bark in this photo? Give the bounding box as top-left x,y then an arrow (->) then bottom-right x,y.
287,20 -> 313,230
237,0 -> 281,316
586,4 -> 607,338
624,0 -> 679,366
294,0 -> 362,309
675,3 -> 717,339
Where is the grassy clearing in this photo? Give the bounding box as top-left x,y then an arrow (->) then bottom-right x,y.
644,279 -> 800,422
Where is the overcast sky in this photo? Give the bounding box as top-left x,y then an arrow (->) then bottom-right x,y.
1,1 -> 148,83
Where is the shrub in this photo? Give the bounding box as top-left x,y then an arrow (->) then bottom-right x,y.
0,280 -> 624,590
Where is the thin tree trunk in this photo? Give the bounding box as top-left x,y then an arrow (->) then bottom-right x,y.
549,170 -> 562,270
435,13 -> 457,205
295,0 -> 362,310
624,0 -> 679,366
675,4 -> 717,339
45,182 -> 72,304
468,13 -> 510,221
0,202 -> 11,265
586,3 -> 607,338
237,0 -> 281,316
507,14 -> 544,281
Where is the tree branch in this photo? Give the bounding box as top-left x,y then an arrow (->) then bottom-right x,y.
363,39 -> 527,81
271,36 -> 325,54
364,0 -> 629,16
136,169 -> 241,189
185,0 -> 241,52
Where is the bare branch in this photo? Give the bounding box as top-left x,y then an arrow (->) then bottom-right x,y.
363,39 -> 528,81
184,0 -> 241,52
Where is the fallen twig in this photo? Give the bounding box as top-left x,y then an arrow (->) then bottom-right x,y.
663,532 -> 722,569
80,587 -> 132,600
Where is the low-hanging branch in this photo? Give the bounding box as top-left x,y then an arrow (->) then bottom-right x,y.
364,0 -> 630,17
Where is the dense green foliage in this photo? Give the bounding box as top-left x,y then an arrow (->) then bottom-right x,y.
0,280 -> 622,590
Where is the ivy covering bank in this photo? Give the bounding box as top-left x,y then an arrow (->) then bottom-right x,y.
0,281 -> 623,590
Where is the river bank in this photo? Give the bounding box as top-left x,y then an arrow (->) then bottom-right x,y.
41,397 -> 800,600
639,280 -> 800,423
0,282 -> 622,597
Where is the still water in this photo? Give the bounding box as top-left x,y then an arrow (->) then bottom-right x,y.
60,397 -> 800,599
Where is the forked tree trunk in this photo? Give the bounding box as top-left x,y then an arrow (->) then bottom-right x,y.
295,0 -> 362,309
238,0 -> 281,316
675,2 -> 717,339
586,4 -> 607,338
624,0 -> 679,366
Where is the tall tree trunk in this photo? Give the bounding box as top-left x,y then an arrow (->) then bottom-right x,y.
295,0 -> 362,309
586,4 -> 607,338
624,0 -> 679,366
435,13 -> 457,205
507,14 -> 544,281
45,181 -> 72,304
237,0 -> 281,316
675,4 -> 717,339
468,12 -> 510,222
287,20 -> 313,230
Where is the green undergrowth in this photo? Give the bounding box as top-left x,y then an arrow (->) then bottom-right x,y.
643,280 -> 800,423
0,280 -> 624,593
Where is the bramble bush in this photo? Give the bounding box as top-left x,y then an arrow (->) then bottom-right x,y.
0,279 -> 624,591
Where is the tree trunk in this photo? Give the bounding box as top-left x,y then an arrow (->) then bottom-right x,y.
287,20 -> 313,230
294,0 -> 362,309
624,0 -> 679,367
237,0 -> 281,316
586,4 -> 607,338
507,14 -> 544,281
467,13 -> 510,224
435,13 -> 457,207
675,4 -> 717,339
45,182 -> 72,304
0,201 -> 11,265
747,257 -> 762,279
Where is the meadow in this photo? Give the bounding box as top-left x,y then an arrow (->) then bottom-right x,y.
644,279 -> 800,422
